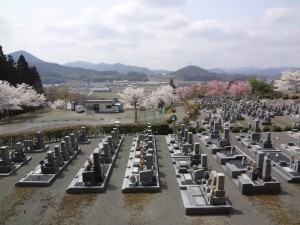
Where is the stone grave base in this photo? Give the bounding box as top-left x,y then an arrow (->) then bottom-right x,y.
0,156 -> 32,176
122,137 -> 160,193
280,143 -> 300,157
26,145 -> 49,153
122,176 -> 160,193
15,149 -> 81,187
66,163 -> 111,194
272,164 -> 300,183
232,174 -> 281,195
180,185 -> 232,215
66,137 -> 123,194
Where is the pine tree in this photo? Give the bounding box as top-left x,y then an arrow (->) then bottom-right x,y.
0,45 -> 11,82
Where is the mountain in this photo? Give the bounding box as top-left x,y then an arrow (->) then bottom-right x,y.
171,66 -> 223,81
64,61 -> 156,75
10,50 -> 44,63
9,51 -> 123,84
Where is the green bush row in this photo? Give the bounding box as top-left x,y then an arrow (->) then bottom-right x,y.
0,122 -> 171,148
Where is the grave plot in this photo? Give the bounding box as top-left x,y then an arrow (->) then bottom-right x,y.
77,127 -> 91,144
238,131 -> 280,155
16,133 -> 81,187
122,125 -> 159,193
235,120 -> 262,149
67,125 -> 123,194
167,124 -> 195,158
197,119 -> 231,154
280,142 -> 300,156
180,171 -> 232,215
261,151 -> 300,183
166,132 -> 232,215
23,131 -> 49,153
0,143 -> 32,176
219,151 -> 280,195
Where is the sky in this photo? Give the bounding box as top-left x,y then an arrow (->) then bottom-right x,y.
0,0 -> 299,70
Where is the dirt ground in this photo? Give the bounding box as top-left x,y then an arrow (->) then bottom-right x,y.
0,106 -> 300,225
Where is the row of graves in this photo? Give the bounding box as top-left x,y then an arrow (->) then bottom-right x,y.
16,133 -> 82,187
198,110 -> 300,196
166,124 -> 232,215
236,120 -> 300,183
198,116 -> 282,195
66,124 -> 123,194
0,130 -> 52,176
122,124 -> 160,193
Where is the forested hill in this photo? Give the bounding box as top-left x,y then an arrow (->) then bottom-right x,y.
170,65 -> 267,81
171,66 -> 224,81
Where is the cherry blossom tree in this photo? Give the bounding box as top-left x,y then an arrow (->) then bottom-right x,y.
275,70 -> 300,94
205,81 -> 228,96
148,85 -> 178,111
0,81 -> 21,115
176,86 -> 194,100
118,85 -> 145,122
228,82 -> 252,96
0,81 -> 46,117
195,83 -> 208,98
16,83 -> 46,109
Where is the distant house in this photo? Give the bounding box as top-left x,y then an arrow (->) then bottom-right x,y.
85,99 -> 123,113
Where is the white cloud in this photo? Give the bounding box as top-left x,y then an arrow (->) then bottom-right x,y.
262,7 -> 300,26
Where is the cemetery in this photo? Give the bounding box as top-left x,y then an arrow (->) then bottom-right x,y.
15,133 -> 81,187
122,124 -> 160,193
0,93 -> 300,223
66,124 -> 123,193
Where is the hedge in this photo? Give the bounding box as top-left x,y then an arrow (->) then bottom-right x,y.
0,122 -> 171,148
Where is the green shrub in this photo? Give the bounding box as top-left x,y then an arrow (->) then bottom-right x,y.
231,127 -> 240,133
272,126 -> 282,132
152,122 -> 172,135
263,126 -> 271,132
291,95 -> 299,99
284,126 -> 292,131
0,122 -> 172,148
282,95 -> 290,100
197,127 -> 206,133
241,127 -> 250,133
188,127 -> 197,134
166,114 -> 177,124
